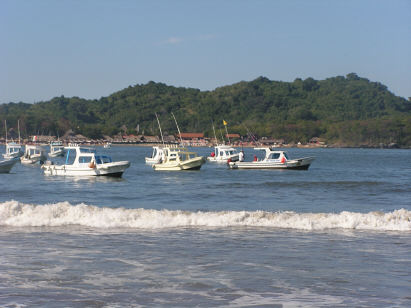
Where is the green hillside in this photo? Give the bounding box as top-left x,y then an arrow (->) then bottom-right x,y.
1,73 -> 410,147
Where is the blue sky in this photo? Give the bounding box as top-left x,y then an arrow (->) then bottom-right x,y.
1,0 -> 410,103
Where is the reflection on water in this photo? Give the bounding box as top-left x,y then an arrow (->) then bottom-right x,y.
43,174 -> 125,186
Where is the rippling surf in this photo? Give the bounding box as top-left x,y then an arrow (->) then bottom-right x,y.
1,201 -> 410,231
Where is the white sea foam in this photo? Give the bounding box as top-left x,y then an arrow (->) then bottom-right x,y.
0,200 -> 410,231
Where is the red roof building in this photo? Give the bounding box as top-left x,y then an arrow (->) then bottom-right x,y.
178,133 -> 204,139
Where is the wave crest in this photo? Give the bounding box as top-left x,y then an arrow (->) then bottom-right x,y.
0,201 -> 410,231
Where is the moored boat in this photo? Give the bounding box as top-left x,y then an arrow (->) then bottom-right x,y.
3,142 -> 24,159
20,145 -> 47,164
42,144 -> 130,177
145,146 -> 165,164
48,141 -> 66,158
228,147 -> 314,170
152,146 -> 206,171
207,145 -> 240,163
3,120 -> 23,159
0,158 -> 19,173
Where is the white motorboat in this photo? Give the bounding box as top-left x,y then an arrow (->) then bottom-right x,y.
0,158 -> 19,173
145,146 -> 165,164
42,144 -> 130,177
20,145 -> 47,164
228,147 -> 315,170
103,142 -> 111,149
151,112 -> 205,170
3,142 -> 24,159
152,146 -> 206,171
48,141 -> 66,158
207,145 -> 240,163
2,120 -> 23,159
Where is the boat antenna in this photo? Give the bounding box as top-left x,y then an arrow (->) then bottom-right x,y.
18,119 -> 21,144
155,112 -> 165,145
211,120 -> 218,145
219,129 -> 225,145
171,112 -> 183,144
242,123 -> 259,146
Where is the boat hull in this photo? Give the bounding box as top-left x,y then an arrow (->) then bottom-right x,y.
42,161 -> 130,177
207,154 -> 240,163
229,157 -> 315,170
153,157 -> 205,171
3,152 -> 23,160
145,157 -> 161,164
21,155 -> 46,165
0,158 -> 19,173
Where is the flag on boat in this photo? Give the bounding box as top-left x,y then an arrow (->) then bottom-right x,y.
223,120 -> 227,126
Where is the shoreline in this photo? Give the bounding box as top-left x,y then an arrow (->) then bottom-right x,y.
0,141 -> 408,149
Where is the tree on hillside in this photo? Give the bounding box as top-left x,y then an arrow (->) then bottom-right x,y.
0,75 -> 410,147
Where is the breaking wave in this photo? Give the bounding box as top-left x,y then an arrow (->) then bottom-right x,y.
0,200 -> 410,231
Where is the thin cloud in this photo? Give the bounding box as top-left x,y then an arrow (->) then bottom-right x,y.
160,34 -> 215,45
163,37 -> 184,45
197,34 -> 216,41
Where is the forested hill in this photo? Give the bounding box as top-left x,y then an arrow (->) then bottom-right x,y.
1,73 -> 411,147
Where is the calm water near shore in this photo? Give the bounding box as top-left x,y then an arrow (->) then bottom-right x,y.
1,146 -> 410,307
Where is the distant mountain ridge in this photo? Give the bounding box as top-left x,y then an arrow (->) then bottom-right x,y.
1,73 -> 410,147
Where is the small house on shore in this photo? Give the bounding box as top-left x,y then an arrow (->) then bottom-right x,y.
177,133 -> 206,146
309,137 -> 326,146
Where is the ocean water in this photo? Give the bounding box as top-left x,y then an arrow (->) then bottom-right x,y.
0,146 -> 410,307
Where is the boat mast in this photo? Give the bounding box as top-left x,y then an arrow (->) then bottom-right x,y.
171,112 -> 183,144
155,112 -> 165,145
223,120 -> 230,145
219,130 -> 225,144
18,119 -> 21,144
4,120 -> 7,144
211,120 -> 218,145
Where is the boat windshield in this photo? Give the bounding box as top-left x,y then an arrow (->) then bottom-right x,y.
179,153 -> 196,161
65,149 -> 76,164
95,155 -> 112,164
8,148 -> 19,154
168,153 -> 178,161
80,148 -> 96,153
268,153 -> 281,160
29,149 -> 41,155
284,152 -> 289,160
78,156 -> 92,163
